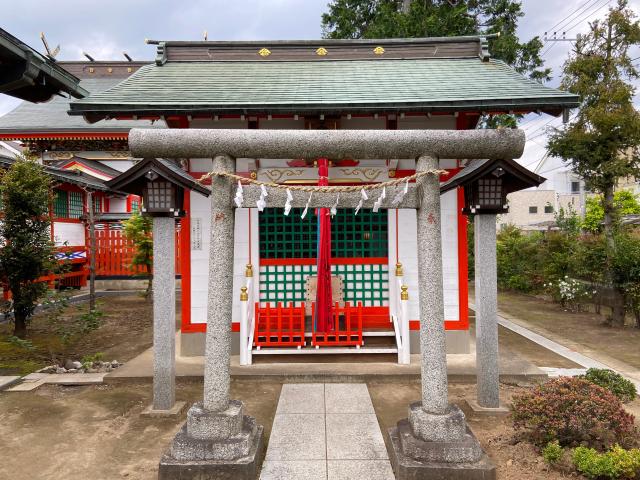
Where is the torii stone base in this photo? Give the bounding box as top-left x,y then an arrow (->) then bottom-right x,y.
388,403 -> 496,480
158,401 -> 264,480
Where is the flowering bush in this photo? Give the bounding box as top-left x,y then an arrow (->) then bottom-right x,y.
544,276 -> 592,312
512,377 -> 637,449
573,445 -> 640,479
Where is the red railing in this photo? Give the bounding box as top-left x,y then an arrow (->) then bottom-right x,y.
254,302 -> 306,348
312,301 -> 363,347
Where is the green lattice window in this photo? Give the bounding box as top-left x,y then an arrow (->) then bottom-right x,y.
259,208 -> 388,259
259,208 -> 317,259
131,199 -> 140,213
331,209 -> 388,258
92,195 -> 103,214
53,189 -> 68,217
69,191 -> 83,218
258,263 -> 389,307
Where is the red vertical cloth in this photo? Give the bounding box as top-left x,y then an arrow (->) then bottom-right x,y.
315,158 -> 334,333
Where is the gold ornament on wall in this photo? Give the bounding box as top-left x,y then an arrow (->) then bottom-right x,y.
373,46 -> 385,55
258,48 -> 271,57
316,47 -> 328,56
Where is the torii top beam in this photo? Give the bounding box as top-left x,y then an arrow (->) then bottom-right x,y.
128,128 -> 525,161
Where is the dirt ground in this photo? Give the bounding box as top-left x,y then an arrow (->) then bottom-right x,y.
2,379 -> 637,480
493,289 -> 640,369
0,294 -> 157,375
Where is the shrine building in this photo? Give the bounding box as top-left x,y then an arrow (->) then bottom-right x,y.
69,35 -> 579,359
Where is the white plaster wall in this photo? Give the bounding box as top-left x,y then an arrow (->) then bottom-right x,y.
53,222 -> 85,247
189,191 -> 252,325
108,197 -> 127,213
391,189 -> 459,323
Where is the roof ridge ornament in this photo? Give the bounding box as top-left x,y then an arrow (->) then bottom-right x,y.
155,42 -> 167,66
478,33 -> 497,62
258,47 -> 271,57
373,46 -> 385,55
316,47 -> 328,56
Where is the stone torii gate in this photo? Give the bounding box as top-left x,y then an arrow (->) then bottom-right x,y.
128,128 -> 525,480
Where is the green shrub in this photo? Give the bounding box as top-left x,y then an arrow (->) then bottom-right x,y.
496,226 -> 545,292
542,440 -> 564,465
512,377 -> 637,449
573,445 -> 640,479
583,369 -> 637,403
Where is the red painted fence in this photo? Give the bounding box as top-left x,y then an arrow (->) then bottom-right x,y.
94,224 -> 181,277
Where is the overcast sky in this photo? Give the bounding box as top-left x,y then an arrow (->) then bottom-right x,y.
2,0 -> 639,168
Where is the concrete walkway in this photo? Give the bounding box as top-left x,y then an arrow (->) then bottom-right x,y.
476,302 -> 640,390
260,383 -> 394,480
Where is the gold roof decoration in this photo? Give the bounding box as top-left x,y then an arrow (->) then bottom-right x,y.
373,46 -> 385,55
258,47 -> 271,57
316,47 -> 328,56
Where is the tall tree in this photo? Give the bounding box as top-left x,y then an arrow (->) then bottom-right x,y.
548,0 -> 640,326
0,156 -> 55,337
321,0 -> 549,82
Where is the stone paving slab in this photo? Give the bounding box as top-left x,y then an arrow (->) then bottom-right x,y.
326,413 -> 389,460
6,378 -> 47,392
261,383 -> 393,479
325,383 -> 374,414
44,373 -> 106,385
265,413 -> 326,461
260,460 -> 327,480
0,376 -> 21,390
277,384 -> 325,414
327,460 -> 395,480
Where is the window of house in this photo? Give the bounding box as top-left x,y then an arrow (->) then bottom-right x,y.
130,199 -> 140,213
92,195 -> 103,214
529,206 -> 538,214
571,181 -> 580,194
54,189 -> 83,219
544,205 -> 554,214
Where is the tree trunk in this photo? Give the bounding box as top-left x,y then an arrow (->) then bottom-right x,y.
13,313 -> 27,338
603,184 -> 626,327
87,191 -> 96,312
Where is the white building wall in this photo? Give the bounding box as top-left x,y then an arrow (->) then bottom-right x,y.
108,197 -> 127,213
53,221 -> 85,247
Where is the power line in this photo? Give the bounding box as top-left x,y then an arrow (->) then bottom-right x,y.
545,0 -> 601,34
564,0 -> 613,32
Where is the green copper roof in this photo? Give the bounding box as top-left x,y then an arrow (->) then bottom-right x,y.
70,57 -> 579,120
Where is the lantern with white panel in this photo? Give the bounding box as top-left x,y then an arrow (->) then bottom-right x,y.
107,158 -> 210,415
441,158 -> 544,412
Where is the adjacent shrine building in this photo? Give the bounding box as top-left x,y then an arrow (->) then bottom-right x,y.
70,36 -> 579,358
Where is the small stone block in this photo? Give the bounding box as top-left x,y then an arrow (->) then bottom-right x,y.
159,423 -> 264,480
397,420 -> 482,463
408,402 -> 467,443
463,399 -> 510,416
389,426 -> 496,480
141,401 -> 187,418
187,400 -> 244,440
0,376 -> 21,390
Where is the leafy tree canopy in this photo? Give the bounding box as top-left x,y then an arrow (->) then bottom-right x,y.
321,0 -> 549,82
0,156 -> 55,337
582,190 -> 640,232
547,1 -> 640,198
